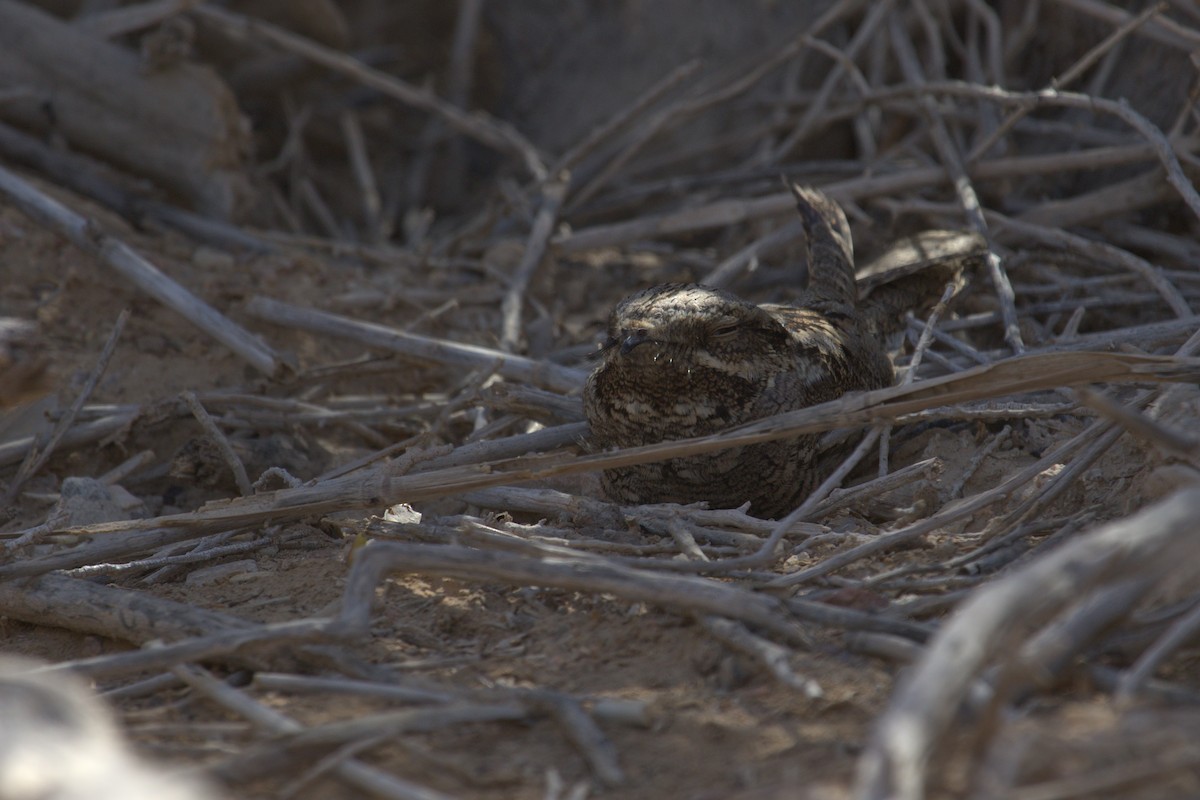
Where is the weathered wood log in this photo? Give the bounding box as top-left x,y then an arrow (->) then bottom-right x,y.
0,0 -> 251,218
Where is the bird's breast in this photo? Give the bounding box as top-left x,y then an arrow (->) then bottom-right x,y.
588,357 -> 770,444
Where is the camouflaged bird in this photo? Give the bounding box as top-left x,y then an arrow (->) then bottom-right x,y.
584,185 -> 901,518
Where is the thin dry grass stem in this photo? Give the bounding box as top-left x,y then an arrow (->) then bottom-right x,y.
74,0 -> 203,37
947,313 -> 1200,359
0,565 -> 343,676
462,486 -> 821,542
910,0 -> 948,80
565,46 -> 798,210
845,631 -> 923,665
180,390 -> 253,497
429,516 -> 753,571
1028,159 -> 1183,224
483,382 -> 585,424
1169,67 -> 1200,138
888,589 -> 977,620
251,673 -> 454,705
98,449 -> 156,485
0,165 -> 283,375
994,214 -> 1193,317
500,175 -> 568,352
373,515 -> 742,559
906,316 -> 990,366
873,81 -> 1200,222
0,518 -> 262,577
190,5 -> 546,179
768,415 -> 1104,589
967,2 -> 1167,162
658,426 -> 887,576
245,296 -> 587,394
276,735 -> 393,800
0,413 -> 136,474
139,531 -> 260,584
894,400 -> 1080,425
566,0 -> 863,210
888,14 -> 1025,354
699,616 -> 824,697
945,424 -> 1010,500
1007,749 -> 1200,800
769,0 -> 893,162
523,691 -> 625,788
667,518 -> 709,562
981,418 -> 1124,544
1076,386 -> 1200,459
901,281 -> 959,382
856,489 -> 1200,800
975,574 -> 1158,728
175,665 -> 460,800
336,541 -> 933,645
558,131 -> 1199,254
0,119 -> 276,253
1116,596 -> 1200,703
552,58 -> 701,175
1112,223 -> 1200,263
948,515 -> 1085,576
702,219 -> 805,288
298,176 -> 342,240
1088,664 -> 1200,706
337,540 -> 815,647
338,110 -> 383,243
893,197 -> 1195,318
59,618 -> 331,679
3,309 -> 128,504
405,0 -> 484,214
421,422 -> 585,469
64,534 -> 271,579
1059,305 -> 1087,340
1053,0 -> 1200,50
965,0 -> 1005,85
816,457 -> 940,518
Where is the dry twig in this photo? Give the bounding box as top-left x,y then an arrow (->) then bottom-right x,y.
0,165 -> 283,376
856,488 -> 1200,800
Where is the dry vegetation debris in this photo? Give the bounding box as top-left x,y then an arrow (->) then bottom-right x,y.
2,1 -> 1200,798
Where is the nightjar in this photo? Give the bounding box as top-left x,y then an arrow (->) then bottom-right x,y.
583,185 -> 896,518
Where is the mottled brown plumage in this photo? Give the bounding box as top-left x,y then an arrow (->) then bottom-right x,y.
584,185 -> 895,518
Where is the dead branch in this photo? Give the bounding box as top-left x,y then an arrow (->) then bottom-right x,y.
500,175 -> 568,351
553,136 -> 1198,253
855,488 -> 1200,800
2,350 -> 1189,575
3,311 -> 127,503
0,571 -> 252,645
191,3 -> 546,179
0,165 -> 285,376
335,540 -> 815,647
176,665 -> 456,800
245,296 -> 585,394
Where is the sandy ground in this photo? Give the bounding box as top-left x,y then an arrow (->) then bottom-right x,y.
0,178 -> 1182,799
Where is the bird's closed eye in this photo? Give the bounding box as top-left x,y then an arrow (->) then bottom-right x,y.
710,322 -> 740,338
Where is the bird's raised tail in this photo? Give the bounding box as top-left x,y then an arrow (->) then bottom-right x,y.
789,183 -> 858,308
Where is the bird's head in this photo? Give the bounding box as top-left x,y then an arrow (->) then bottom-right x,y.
594,284 -> 790,376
